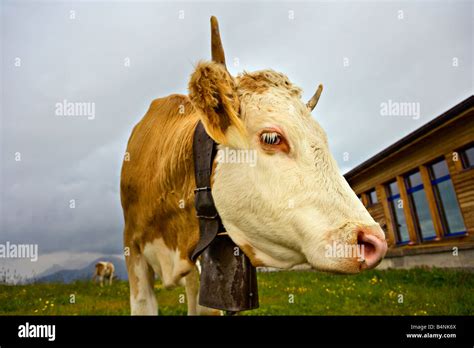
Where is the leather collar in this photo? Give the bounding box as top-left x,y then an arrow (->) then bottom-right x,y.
191,121 -> 226,261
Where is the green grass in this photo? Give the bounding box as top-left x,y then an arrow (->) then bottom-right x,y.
0,268 -> 472,315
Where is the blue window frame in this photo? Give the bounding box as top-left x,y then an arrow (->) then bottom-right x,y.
387,181 -> 410,244
429,160 -> 466,236
405,171 -> 437,241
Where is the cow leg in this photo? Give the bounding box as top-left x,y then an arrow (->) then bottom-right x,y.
109,270 -> 114,286
99,275 -> 104,287
184,265 -> 222,316
127,249 -> 158,315
183,265 -> 199,315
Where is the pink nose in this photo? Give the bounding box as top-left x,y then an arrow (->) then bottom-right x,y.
356,226 -> 388,270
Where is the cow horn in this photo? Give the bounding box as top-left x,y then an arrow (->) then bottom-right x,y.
307,84 -> 323,111
210,16 -> 226,67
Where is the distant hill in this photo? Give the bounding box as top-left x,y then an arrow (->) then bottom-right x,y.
34,256 -> 127,283
36,263 -> 65,278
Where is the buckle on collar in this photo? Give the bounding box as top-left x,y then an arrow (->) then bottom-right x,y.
194,186 -> 212,193
194,186 -> 218,219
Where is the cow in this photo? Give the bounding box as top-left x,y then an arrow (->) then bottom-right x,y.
92,261 -> 115,287
120,17 -> 388,315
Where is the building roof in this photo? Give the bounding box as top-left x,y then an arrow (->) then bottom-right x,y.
344,95 -> 474,180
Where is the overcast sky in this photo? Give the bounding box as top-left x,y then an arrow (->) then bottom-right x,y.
1,0 -> 472,277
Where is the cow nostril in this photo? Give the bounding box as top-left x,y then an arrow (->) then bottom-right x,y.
356,228 -> 388,269
357,232 -> 376,259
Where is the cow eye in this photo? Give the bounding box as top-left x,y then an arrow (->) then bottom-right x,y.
260,132 -> 281,145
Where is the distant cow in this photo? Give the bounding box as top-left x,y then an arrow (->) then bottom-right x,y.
92,261 -> 115,286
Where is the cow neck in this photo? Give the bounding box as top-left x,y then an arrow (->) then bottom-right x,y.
191,121 -> 226,262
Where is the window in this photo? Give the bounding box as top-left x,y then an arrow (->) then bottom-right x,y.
460,144 -> 474,169
429,160 -> 466,235
405,171 -> 436,241
368,189 -> 378,205
387,181 -> 410,244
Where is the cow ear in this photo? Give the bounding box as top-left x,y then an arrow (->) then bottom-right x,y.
188,61 -> 246,146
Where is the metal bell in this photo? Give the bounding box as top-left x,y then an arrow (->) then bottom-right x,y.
198,234 -> 259,313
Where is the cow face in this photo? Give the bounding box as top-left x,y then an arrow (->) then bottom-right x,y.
188,18 -> 387,274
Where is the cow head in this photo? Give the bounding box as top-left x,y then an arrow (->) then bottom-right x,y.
188,17 -> 387,274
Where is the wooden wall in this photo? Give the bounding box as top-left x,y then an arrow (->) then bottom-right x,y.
366,202 -> 388,240
347,106 -> 474,256
448,152 -> 474,234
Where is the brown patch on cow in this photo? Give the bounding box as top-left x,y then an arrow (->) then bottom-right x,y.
237,70 -> 302,97
120,182 -> 139,212
210,157 -> 219,188
121,94 -> 201,262
124,242 -> 139,299
239,244 -> 265,267
188,61 -> 245,145
95,263 -> 104,274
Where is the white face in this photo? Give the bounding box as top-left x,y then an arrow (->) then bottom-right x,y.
211,71 -> 386,274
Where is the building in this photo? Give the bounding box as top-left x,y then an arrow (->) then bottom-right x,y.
345,96 -> 474,269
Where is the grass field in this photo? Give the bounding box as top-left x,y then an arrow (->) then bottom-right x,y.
0,268 -> 472,315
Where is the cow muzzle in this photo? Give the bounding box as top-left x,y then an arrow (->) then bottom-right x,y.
356,225 -> 388,270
